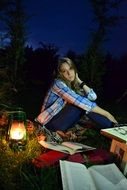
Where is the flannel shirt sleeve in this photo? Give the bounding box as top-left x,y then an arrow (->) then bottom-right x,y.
37,97 -> 66,125
87,89 -> 97,101
53,79 -> 97,112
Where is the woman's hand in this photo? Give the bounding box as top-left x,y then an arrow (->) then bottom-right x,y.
76,73 -> 97,101
105,112 -> 118,124
75,73 -> 83,84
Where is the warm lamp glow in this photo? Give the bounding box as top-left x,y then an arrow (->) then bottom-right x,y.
7,110 -> 27,151
10,121 -> 26,140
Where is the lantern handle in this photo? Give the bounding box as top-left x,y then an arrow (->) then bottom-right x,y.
0,103 -> 23,112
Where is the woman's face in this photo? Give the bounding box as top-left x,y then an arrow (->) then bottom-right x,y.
59,62 -> 75,82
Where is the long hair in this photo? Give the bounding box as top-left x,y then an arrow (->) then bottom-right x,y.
57,57 -> 81,93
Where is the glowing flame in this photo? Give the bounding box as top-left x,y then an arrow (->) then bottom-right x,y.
10,121 -> 26,140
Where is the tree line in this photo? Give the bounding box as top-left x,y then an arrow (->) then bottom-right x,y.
0,0 -> 127,118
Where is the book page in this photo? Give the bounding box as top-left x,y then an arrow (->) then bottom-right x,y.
39,140 -> 74,154
88,163 -> 127,190
62,142 -> 83,151
60,160 -> 96,190
39,140 -> 95,155
62,142 -> 96,152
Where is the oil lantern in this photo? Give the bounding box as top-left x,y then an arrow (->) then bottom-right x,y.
7,111 -> 27,151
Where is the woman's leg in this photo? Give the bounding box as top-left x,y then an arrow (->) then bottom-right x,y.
45,104 -> 83,132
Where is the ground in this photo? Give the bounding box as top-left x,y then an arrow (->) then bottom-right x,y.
0,110 -> 126,190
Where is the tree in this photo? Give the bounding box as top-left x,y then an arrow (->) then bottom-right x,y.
77,0 -> 127,95
27,43 -> 59,88
20,43 -> 60,118
0,1 -> 10,49
0,0 -> 28,104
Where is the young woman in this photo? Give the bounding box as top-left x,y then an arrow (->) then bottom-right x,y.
36,57 -> 118,135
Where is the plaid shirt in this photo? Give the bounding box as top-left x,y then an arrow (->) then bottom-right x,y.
37,79 -> 97,125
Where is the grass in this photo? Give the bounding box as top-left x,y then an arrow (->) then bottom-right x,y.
0,123 -> 115,190
21,164 -> 62,190
0,128 -> 42,190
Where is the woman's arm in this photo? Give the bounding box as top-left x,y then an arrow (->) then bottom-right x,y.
76,73 -> 97,101
53,79 -> 97,112
76,73 -> 90,93
91,106 -> 118,124
53,79 -> 118,124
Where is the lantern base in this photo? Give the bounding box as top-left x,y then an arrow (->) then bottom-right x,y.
9,139 -> 27,152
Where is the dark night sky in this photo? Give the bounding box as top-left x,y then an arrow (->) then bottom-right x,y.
1,0 -> 127,57
26,0 -> 92,56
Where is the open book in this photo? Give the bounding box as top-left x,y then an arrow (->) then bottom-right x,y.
39,140 -> 95,155
60,160 -> 127,190
101,126 -> 127,142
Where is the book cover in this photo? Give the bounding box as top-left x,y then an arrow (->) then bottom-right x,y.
32,150 -> 85,168
32,150 -> 68,168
